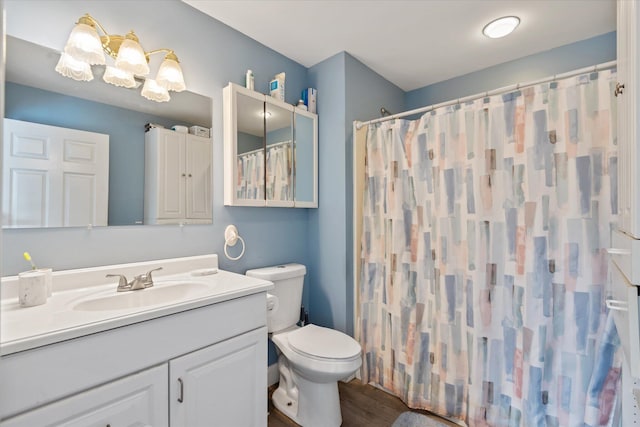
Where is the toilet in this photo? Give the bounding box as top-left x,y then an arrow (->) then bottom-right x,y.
246,264 -> 362,427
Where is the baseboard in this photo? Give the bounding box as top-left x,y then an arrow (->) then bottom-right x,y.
268,363 -> 279,387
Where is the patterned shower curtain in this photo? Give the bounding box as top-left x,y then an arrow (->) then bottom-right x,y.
236,141 -> 291,201
359,69 -> 621,426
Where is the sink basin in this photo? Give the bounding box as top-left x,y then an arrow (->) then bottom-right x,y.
71,281 -> 211,311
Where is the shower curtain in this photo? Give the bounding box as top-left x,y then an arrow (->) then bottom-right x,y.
359,69 -> 621,426
236,141 -> 291,200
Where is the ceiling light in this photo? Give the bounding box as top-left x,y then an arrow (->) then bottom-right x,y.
56,13 -> 186,102
482,16 -> 520,39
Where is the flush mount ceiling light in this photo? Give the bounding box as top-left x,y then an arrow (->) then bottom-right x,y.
56,13 -> 186,102
482,16 -> 520,39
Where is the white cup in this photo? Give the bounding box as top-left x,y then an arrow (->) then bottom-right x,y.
18,270 -> 48,307
37,268 -> 53,296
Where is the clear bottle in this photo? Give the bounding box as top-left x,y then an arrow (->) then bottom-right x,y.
245,69 -> 254,91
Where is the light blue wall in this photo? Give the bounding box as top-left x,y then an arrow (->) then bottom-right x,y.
406,32 -> 616,109
307,53 -> 346,330
307,52 -> 405,335
5,82 -> 187,226
3,0 -> 311,279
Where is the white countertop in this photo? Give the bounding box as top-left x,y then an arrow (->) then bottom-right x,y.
1,255 -> 273,355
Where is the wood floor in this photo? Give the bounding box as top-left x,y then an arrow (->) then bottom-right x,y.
268,379 -> 460,427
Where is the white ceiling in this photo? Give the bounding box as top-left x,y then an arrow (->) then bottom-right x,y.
183,0 -> 616,92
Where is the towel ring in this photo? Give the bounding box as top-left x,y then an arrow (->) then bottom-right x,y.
224,225 -> 245,261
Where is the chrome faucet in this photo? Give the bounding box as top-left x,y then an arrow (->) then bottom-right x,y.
106,267 -> 163,292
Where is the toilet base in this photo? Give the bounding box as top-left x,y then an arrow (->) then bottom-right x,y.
272,361 -> 342,427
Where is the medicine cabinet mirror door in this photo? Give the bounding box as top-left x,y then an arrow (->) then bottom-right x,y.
226,86 -> 266,206
265,98 -> 294,207
293,110 -> 318,208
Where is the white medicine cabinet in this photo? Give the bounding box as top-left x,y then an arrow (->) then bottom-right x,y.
223,82 -> 318,208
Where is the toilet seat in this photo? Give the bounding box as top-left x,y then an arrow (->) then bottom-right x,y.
287,324 -> 361,361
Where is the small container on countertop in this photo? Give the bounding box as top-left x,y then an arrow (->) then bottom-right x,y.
18,270 -> 48,307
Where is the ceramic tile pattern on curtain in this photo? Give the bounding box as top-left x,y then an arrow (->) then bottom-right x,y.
359,69 -> 621,426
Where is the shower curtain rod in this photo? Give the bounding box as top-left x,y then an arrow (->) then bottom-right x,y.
354,60 -> 617,130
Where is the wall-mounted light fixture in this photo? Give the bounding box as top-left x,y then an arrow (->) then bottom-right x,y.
55,13 -> 186,102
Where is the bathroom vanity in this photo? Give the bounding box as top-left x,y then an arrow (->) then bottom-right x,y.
0,254 -> 272,427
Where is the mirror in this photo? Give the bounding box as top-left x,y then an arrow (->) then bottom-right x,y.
236,93 -> 266,201
265,100 -> 293,205
294,111 -> 317,207
3,36 -> 213,228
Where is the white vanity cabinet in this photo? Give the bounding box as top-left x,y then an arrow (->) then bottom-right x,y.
2,365 -> 168,427
223,82 -> 318,207
144,127 -> 212,224
0,291 -> 269,427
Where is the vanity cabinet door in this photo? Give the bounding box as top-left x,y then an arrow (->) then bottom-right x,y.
169,326 -> 267,427
1,364 -> 168,427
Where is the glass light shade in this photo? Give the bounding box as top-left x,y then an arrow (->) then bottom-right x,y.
103,66 -> 136,88
155,58 -> 186,92
115,38 -> 150,76
55,53 -> 94,82
141,79 -> 170,102
64,23 -> 105,65
482,16 -> 520,39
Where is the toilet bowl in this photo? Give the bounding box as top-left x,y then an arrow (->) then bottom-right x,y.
271,325 -> 361,426
245,264 -> 362,427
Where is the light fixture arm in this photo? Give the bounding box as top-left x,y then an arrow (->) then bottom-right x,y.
146,48 -> 180,63
77,13 -> 111,46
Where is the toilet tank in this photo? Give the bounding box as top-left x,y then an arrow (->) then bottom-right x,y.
246,264 -> 306,333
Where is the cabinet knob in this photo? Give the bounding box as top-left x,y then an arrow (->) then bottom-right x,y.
615,82 -> 625,97
188,173 -> 192,177
181,173 -> 186,177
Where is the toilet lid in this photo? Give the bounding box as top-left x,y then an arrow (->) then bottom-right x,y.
288,324 -> 361,360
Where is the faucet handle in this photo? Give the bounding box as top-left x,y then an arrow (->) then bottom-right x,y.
143,267 -> 163,288
106,274 -> 130,292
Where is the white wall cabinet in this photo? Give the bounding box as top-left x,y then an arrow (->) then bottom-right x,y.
612,1 -> 640,425
616,0 -> 640,238
144,128 -> 212,224
170,327 -> 267,427
223,82 -> 318,207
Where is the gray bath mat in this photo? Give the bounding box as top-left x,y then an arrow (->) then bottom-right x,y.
391,411 -> 450,427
